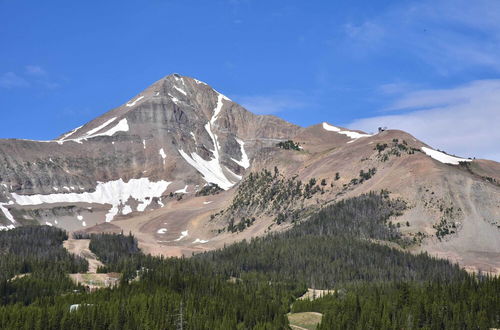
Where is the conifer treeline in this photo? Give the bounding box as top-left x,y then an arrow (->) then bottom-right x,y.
0,226 -> 87,281
292,278 -> 500,329
0,226 -> 87,306
200,193 -> 465,287
0,193 -> 498,328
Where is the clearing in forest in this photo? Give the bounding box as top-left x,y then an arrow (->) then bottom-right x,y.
288,312 -> 323,330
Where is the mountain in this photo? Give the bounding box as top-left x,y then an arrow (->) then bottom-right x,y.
0,74 -> 499,273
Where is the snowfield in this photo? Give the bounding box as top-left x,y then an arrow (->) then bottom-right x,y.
11,178 -> 171,222
421,147 -> 472,165
322,122 -> 371,140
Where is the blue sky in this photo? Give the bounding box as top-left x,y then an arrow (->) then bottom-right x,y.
1,0 -> 499,160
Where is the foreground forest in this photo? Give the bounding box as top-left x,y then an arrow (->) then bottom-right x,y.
0,193 -> 499,329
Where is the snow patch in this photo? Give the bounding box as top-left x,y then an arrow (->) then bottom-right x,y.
230,137 -> 250,169
58,117 -> 129,143
322,122 -> 371,140
86,118 -> 117,136
0,225 -> 15,231
192,238 -> 209,244
322,122 -> 341,132
178,150 -> 235,190
143,140 -> 146,149
45,222 -> 53,227
174,230 -> 188,241
178,93 -> 238,190
82,221 -> 87,227
159,148 -> 166,165
157,228 -> 167,234
168,93 -> 180,104
122,205 -> 132,215
203,201 -> 213,205
126,96 -> 144,107
77,215 -> 83,221
194,78 -> 207,85
12,178 -> 171,222
0,204 -> 16,223
57,125 -> 83,142
340,131 -> 372,139
421,147 -> 472,165
91,118 -> 129,137
225,166 -> 242,180
174,86 -> 187,95
174,185 -> 188,194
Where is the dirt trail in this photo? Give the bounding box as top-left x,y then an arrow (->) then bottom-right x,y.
63,238 -> 103,273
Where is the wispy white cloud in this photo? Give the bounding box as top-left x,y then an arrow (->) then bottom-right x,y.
343,21 -> 385,45
348,80 -> 500,161
0,65 -> 59,89
0,72 -> 29,88
343,0 -> 500,73
25,65 -> 47,76
236,91 -> 309,115
377,82 -> 416,96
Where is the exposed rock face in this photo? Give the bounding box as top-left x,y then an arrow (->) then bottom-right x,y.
0,74 -> 299,228
0,74 -> 499,274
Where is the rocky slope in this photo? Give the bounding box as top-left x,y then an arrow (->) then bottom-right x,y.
0,74 -> 499,273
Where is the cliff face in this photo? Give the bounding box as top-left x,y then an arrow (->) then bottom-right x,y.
0,74 -> 300,229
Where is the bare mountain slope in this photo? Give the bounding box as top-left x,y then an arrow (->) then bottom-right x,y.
0,74 -> 498,273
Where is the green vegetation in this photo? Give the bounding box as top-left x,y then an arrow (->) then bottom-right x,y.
227,216 -> 256,233
277,140 -> 301,151
358,168 -> 376,182
288,312 -> 322,329
375,139 -> 420,162
0,195 -> 498,329
201,193 -> 464,287
433,217 -> 459,240
0,226 -> 87,306
0,226 -> 87,282
341,167 -> 378,191
219,168 -> 324,230
195,183 -> 223,196
293,278 -> 500,329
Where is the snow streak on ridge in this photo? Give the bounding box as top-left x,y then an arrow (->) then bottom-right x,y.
231,137 -> 250,169
421,147 -> 472,165
178,92 -> 237,190
322,122 -> 372,140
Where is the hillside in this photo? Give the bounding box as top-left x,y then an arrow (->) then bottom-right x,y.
0,74 -> 499,274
